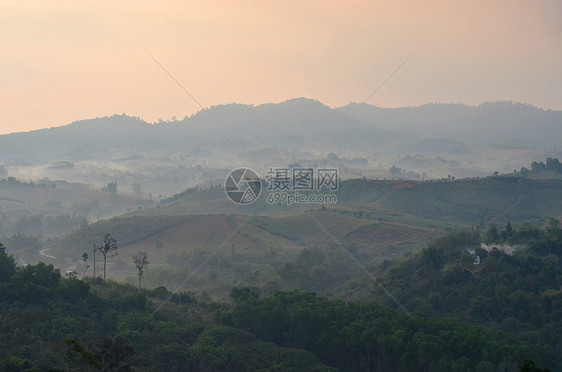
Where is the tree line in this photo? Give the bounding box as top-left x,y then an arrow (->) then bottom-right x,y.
520,157 -> 562,176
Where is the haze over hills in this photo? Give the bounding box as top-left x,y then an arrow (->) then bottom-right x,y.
1,99 -> 561,197
3,1 -> 562,369
2,101 -> 562,370
2,98 -> 562,306
21,174 -> 556,301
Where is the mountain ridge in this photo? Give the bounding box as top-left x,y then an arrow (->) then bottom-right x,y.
2,99 -> 560,183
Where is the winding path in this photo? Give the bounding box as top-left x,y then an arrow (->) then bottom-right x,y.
39,248 -> 56,259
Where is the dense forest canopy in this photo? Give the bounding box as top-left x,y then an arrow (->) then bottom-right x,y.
1,217 -> 560,371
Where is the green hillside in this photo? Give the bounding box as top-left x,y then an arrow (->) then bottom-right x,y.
337,176 -> 562,225
153,176 -> 562,226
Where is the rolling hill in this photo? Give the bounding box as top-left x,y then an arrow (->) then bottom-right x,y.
136,176 -> 562,226
45,175 -> 562,299
52,211 -> 442,297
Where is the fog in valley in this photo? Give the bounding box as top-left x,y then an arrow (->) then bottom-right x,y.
1,1 -> 561,371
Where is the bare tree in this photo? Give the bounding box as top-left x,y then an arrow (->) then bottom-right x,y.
92,244 -> 97,277
92,244 -> 99,278
99,233 -> 118,286
132,251 -> 149,289
81,252 -> 89,279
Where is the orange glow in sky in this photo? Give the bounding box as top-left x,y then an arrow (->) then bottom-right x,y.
1,0 -> 561,134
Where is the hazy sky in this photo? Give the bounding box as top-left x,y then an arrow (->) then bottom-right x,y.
1,0 -> 561,134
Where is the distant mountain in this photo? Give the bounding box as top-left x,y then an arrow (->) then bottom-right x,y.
0,115 -> 161,163
174,98 -> 413,156
339,101 -> 562,148
1,99 -> 560,176
0,99 -> 412,164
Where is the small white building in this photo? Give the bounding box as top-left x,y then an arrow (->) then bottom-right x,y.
467,248 -> 481,265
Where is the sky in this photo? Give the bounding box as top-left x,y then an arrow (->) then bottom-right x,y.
1,0 -> 561,134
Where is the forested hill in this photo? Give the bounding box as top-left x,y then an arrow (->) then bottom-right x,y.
0,244 -> 554,371
0,244 -> 333,371
356,220 -> 562,370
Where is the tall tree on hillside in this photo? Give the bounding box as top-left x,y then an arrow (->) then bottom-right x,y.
99,233 -> 118,286
132,251 -> 149,289
92,244 -> 98,278
81,252 -> 89,279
